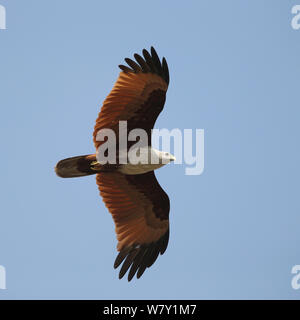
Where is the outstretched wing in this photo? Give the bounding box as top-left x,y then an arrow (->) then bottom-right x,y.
96,171 -> 170,281
93,47 -> 169,149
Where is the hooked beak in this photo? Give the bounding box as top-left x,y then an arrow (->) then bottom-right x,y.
170,155 -> 176,162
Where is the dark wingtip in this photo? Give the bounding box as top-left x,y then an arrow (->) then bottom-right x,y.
162,57 -> 170,85
119,64 -> 133,73
142,48 -> 149,56
150,47 -> 162,73
150,46 -> 156,55
134,53 -> 149,73
124,58 -> 142,73
114,230 -> 169,281
117,47 -> 169,85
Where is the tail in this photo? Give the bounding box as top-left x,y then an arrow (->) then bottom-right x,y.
55,154 -> 101,178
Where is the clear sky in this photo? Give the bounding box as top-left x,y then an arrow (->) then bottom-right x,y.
1,0 -> 300,299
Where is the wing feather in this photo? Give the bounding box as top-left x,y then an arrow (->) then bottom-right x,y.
93,47 -> 169,150
96,171 -> 170,281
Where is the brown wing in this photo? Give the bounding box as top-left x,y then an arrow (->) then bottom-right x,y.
96,171 -> 170,281
93,47 -> 169,149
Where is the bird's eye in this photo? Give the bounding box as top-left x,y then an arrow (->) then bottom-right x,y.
165,152 -> 169,156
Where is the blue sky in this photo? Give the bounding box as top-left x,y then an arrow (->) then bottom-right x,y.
1,0 -> 300,299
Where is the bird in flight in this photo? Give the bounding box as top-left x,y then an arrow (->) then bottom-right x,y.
55,47 -> 175,281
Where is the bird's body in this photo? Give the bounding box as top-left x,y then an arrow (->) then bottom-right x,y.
102,146 -> 175,175
55,47 -> 174,281
119,158 -> 164,175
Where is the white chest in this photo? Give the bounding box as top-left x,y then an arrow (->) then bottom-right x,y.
119,163 -> 164,175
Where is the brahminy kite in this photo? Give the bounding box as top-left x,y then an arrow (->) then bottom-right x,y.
55,47 -> 174,281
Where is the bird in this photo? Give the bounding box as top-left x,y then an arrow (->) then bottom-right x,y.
55,47 -> 175,281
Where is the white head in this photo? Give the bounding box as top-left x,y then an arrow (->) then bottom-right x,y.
150,148 -> 176,165
126,146 -> 175,165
